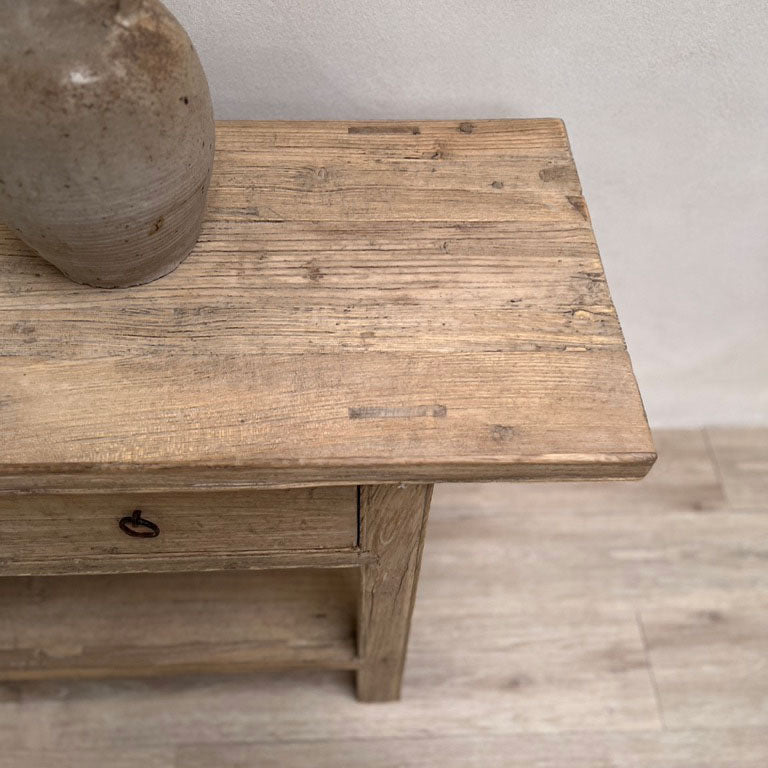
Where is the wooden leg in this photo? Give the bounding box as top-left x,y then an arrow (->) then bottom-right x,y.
356,483 -> 433,702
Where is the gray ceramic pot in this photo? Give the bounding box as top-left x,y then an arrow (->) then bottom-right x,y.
0,0 -> 215,287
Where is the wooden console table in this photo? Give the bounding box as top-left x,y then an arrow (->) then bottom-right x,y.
0,120 -> 654,701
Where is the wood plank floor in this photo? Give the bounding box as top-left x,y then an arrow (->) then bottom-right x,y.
1,428 -> 766,767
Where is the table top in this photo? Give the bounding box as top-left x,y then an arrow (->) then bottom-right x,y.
0,120 -> 654,493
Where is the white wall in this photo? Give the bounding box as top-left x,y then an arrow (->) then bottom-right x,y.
166,0 -> 768,427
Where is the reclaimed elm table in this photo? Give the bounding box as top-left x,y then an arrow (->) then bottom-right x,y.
0,120 -> 655,701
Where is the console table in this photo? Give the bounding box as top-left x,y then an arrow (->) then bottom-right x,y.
0,120 -> 654,701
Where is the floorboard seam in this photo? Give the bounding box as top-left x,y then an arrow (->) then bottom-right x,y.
635,610 -> 666,730
702,427 -> 728,505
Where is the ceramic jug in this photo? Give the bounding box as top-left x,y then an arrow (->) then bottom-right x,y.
0,0 -> 215,287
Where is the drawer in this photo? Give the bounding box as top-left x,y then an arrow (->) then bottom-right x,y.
0,487 -> 359,576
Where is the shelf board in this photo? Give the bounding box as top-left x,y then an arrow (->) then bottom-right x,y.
0,568 -> 359,680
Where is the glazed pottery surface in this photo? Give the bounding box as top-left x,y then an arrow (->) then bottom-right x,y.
0,0 -> 215,287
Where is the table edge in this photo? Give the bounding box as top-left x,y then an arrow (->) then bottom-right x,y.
0,451 -> 657,493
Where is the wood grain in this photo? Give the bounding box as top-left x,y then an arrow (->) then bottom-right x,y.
0,119 -> 653,492
420,495 -> 768,611
0,487 -> 358,576
0,750 -> 174,768
357,484 -> 432,701
176,730 -> 768,768
639,591 -> 768,729
0,568 -> 359,681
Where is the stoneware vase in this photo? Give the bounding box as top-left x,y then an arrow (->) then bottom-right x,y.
0,0 -> 215,287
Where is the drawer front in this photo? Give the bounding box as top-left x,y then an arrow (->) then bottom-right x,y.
0,487 -> 359,576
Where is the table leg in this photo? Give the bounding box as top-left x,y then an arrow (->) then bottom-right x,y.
356,483 -> 433,702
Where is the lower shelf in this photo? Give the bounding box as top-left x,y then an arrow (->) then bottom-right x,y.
0,568 -> 360,681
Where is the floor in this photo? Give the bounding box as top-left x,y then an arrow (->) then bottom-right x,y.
1,428 -> 766,767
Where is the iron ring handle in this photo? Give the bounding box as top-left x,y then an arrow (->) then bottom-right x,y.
119,509 -> 160,538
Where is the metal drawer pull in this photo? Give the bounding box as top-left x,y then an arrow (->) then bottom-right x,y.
119,509 -> 160,538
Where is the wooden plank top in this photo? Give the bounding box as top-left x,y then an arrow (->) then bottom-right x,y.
0,120 -> 655,492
